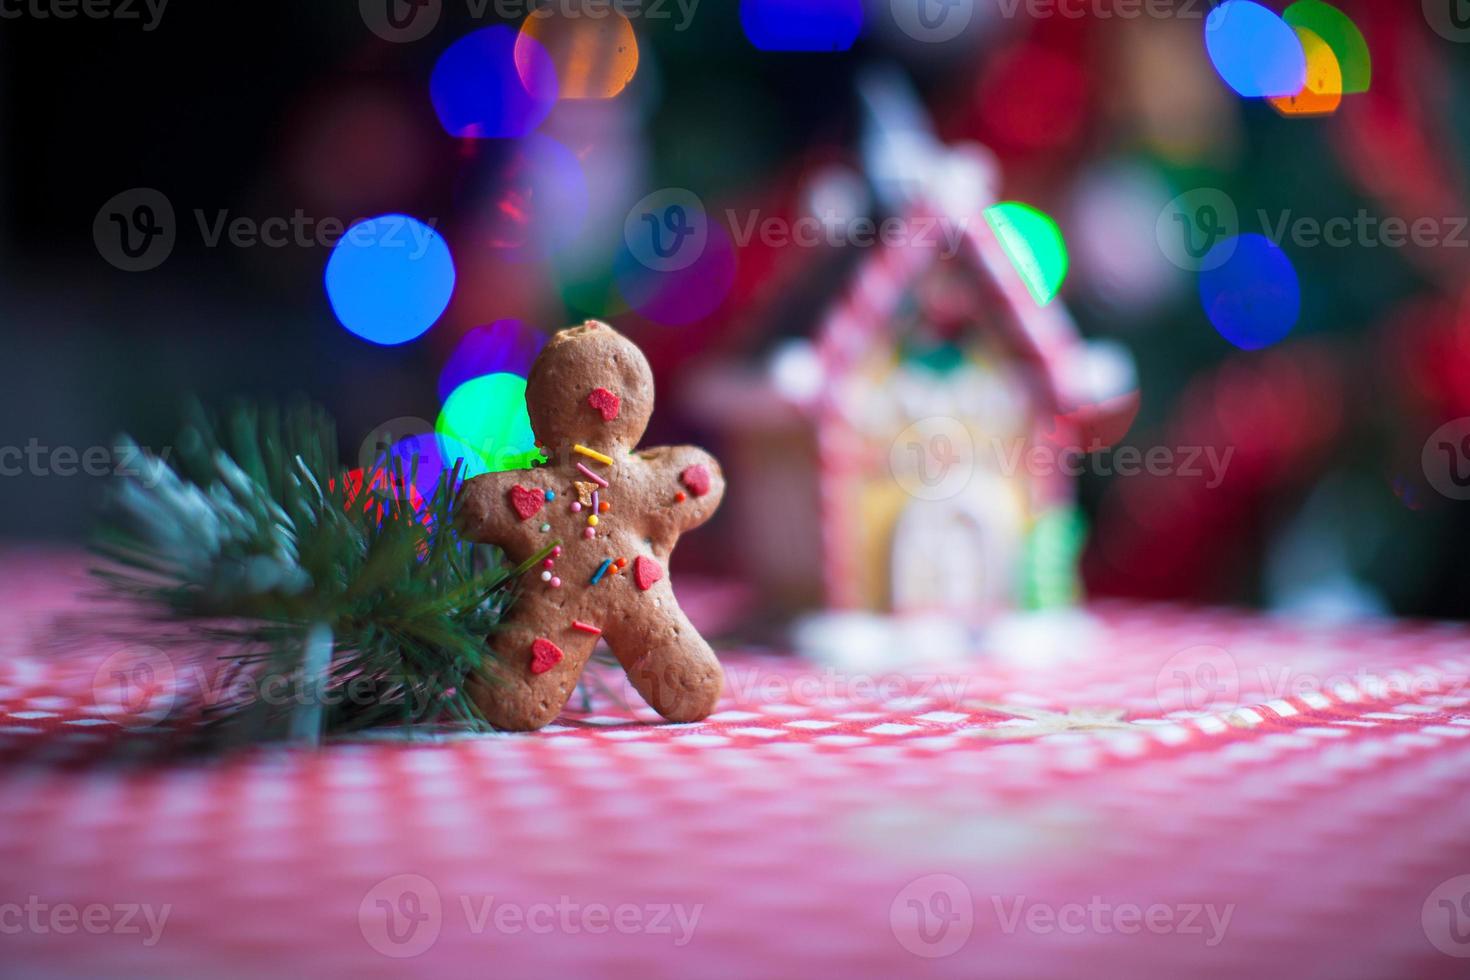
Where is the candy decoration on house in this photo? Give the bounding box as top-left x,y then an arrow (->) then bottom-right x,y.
689,68 -> 1135,622
456,320 -> 727,730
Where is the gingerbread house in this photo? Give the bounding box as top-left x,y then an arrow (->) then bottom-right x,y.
687,153 -> 1131,622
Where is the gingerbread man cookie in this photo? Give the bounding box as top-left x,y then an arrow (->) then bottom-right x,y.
456,320 -> 726,731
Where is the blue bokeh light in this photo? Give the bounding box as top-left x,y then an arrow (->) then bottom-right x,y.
325,214 -> 456,346
1205,1 -> 1307,98
1198,233 -> 1301,350
741,0 -> 863,52
430,26 -> 559,139
438,319 -> 547,403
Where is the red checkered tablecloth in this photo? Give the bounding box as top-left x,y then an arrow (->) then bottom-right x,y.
2,551 -> 1470,978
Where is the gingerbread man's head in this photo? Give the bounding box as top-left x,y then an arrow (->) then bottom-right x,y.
525,321 -> 654,454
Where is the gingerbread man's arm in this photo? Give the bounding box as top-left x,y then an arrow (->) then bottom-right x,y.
635,445 -> 725,549
455,470 -> 540,558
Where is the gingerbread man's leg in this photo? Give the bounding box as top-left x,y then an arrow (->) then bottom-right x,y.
603,600 -> 723,723
467,603 -> 601,732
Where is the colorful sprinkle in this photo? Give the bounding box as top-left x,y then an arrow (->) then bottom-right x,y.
599,500 -> 611,513
543,558 -> 556,568
592,490 -> 600,513
615,558 -> 628,569
540,523 -> 551,532
584,527 -> 596,539
529,637 -> 564,675
540,570 -> 552,582
590,558 -> 613,584
588,515 -> 599,527
633,555 -> 664,592
572,621 -> 602,635
587,387 -> 621,421
680,465 -> 712,497
675,492 -> 687,503
572,501 -> 583,513
576,462 -> 609,487
574,444 -> 615,466
508,484 -> 545,520
544,490 -> 556,501
550,577 -> 561,588
552,546 -> 562,557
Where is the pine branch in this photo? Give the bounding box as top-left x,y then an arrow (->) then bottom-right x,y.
92,401 -> 541,744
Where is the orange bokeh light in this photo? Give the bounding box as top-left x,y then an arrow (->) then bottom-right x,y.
516,8 -> 639,101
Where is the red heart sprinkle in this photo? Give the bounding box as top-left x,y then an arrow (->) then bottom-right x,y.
634,555 -> 663,592
680,465 -> 712,498
508,485 -> 544,521
529,638 -> 564,675
588,387 -> 621,422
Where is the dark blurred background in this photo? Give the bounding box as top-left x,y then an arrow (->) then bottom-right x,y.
1,1 -> 1467,617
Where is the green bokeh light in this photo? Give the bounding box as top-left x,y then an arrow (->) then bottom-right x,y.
436,373 -> 543,476
1283,0 -> 1370,94
984,202 -> 1070,307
